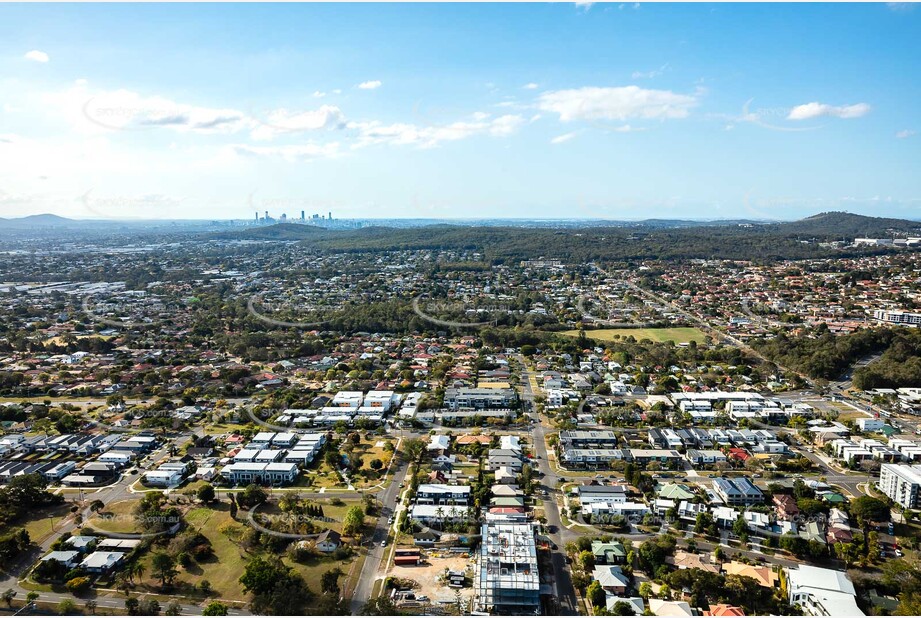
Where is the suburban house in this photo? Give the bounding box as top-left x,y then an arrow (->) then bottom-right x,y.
314,530 -> 342,553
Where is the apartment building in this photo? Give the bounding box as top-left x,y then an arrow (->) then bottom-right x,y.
443,387 -> 518,411
559,430 -> 620,448
220,461 -> 298,486
874,309 -> 921,327
878,463 -> 921,509
712,477 -> 763,506
416,483 -> 471,506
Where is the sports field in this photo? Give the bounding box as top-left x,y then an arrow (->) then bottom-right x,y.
564,327 -> 708,344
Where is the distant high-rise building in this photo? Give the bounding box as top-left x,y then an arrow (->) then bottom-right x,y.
255,212 -> 259,222
264,210 -> 269,221
301,210 -> 305,220
328,211 -> 332,220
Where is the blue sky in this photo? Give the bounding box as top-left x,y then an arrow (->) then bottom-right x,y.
0,2 -> 919,221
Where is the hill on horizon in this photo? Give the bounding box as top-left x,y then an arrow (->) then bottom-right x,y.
208,222 -> 329,240
762,211 -> 921,238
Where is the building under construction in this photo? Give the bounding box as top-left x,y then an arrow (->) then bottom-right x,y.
473,522 -> 541,614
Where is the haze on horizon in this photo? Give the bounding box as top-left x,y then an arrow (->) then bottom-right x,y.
0,3 -> 919,222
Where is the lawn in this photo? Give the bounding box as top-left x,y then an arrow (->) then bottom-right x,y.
563,327 -> 708,344
15,503 -> 74,545
86,498 -> 144,534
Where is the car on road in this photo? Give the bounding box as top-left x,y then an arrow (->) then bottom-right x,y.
380,540 -> 387,547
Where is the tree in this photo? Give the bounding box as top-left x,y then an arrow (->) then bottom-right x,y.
2,589 -> 16,608
202,601 -> 229,616
369,459 -> 384,471
139,599 -> 161,615
403,438 -> 425,463
197,484 -> 216,503
164,600 -> 183,616
125,560 -> 145,584
151,552 -> 178,587
85,600 -> 97,615
733,515 -> 749,542
239,484 -> 268,508
343,505 -> 365,537
359,596 -> 398,615
851,496 -> 890,525
58,599 -> 78,615
321,568 -> 343,595
586,580 -> 605,608
834,541 -> 861,568
578,550 -> 595,572
240,556 -> 313,615
66,576 -> 92,594
125,597 -> 140,616
638,582 -> 652,599
612,600 -> 636,616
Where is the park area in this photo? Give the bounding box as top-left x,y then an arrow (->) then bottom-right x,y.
564,327 -> 708,344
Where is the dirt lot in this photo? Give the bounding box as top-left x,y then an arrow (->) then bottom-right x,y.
391,553 -> 476,608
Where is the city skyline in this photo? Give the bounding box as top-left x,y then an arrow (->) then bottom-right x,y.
1,2 -> 919,221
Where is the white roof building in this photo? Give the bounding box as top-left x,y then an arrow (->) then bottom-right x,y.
786,565 -> 864,616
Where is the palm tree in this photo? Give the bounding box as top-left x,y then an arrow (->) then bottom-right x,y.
125,561 -> 145,583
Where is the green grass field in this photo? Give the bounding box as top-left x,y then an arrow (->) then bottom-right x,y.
564,327 -> 708,344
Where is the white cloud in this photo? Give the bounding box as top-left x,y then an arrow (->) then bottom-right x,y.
230,142 -> 341,162
250,105 -> 346,140
537,85 -> 697,122
51,83 -> 249,135
550,132 -> 577,145
887,2 -> 915,11
523,83 -> 539,90
46,82 -> 346,141
574,1 -> 593,9
24,50 -> 49,63
312,91 -> 326,98
632,63 -> 669,79
787,102 -> 870,121
348,114 -> 524,149
897,129 -> 917,139
357,80 -> 382,90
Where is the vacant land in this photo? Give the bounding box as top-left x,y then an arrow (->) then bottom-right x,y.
564,327 -> 708,344
391,554 -> 474,607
